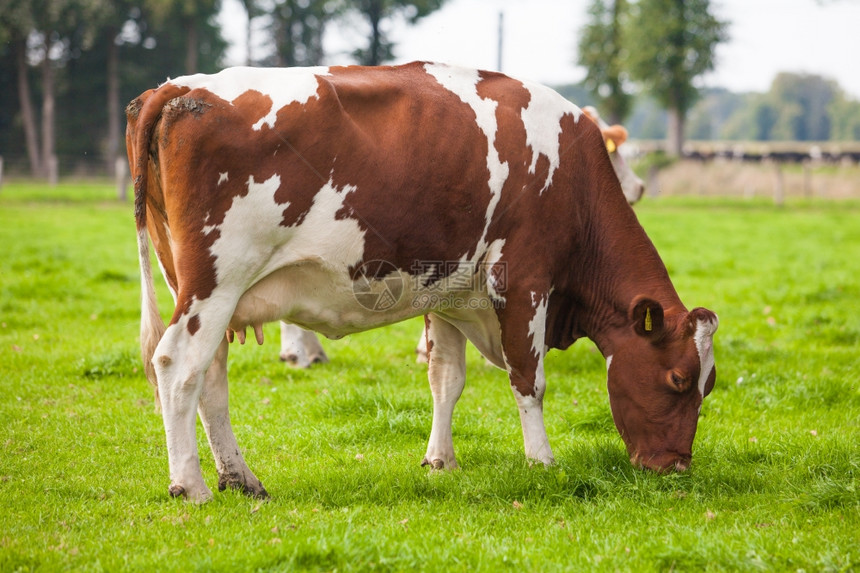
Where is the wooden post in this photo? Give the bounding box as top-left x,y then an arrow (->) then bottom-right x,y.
115,156 -> 129,201
773,161 -> 785,206
803,161 -> 812,199
48,155 -> 59,187
647,165 -> 660,198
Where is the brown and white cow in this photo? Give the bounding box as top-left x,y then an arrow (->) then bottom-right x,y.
127,62 -> 717,502
279,105 -> 645,368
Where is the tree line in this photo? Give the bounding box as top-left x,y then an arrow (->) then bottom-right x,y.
0,0 -> 444,179
575,0 -> 860,150
1,0 -> 858,180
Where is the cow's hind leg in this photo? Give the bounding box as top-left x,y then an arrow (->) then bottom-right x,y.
153,318 -> 217,502
155,301 -> 247,502
198,337 -> 267,498
422,314 -> 467,469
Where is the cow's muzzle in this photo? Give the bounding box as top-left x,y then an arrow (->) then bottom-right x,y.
630,451 -> 692,473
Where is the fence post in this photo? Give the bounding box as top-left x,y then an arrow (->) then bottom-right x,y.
48,155 -> 59,187
115,157 -> 129,201
773,161 -> 785,206
647,165 -> 660,198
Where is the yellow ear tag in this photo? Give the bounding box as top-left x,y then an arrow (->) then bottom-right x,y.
606,139 -> 617,153
645,307 -> 653,332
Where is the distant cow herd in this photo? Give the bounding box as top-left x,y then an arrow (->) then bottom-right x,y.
637,141 -> 860,164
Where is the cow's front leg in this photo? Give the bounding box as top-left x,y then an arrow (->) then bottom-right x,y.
499,292 -> 554,466
422,314 -> 467,469
154,323 -> 214,503
198,337 -> 267,498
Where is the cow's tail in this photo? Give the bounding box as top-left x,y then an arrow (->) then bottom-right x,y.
126,83 -> 190,407
137,227 -> 165,406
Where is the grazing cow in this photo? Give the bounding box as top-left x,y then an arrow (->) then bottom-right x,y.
281,105 -> 645,367
127,62 -> 717,502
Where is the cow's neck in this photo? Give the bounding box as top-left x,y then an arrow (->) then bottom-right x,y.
559,190 -> 685,357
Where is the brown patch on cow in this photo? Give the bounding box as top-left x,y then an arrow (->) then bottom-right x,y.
319,63 -> 495,279
476,71 -> 532,173
423,315 -> 435,360
149,90 -> 265,319
187,314 -> 201,335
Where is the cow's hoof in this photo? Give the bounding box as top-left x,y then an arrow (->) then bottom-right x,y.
218,473 -> 269,499
310,352 -> 329,365
168,482 -> 213,503
421,457 -> 458,470
280,353 -> 298,364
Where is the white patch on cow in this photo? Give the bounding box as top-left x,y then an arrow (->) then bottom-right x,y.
527,292 -> 549,359
190,171 -> 375,339
520,82 -> 581,193
483,238 -> 507,303
204,173 -> 364,297
207,174 -> 286,284
694,317 -> 718,399
284,178 -> 364,267
169,66 -> 330,131
606,354 -> 613,372
217,172 -> 229,185
423,63 -> 509,251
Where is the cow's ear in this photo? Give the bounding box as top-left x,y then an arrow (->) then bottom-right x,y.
601,125 -> 628,152
630,296 -> 664,338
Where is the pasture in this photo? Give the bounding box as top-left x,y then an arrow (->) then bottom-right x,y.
1,182 -> 858,571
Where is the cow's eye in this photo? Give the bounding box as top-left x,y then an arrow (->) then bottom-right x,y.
668,371 -> 689,392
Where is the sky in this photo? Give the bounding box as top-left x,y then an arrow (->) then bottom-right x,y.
219,0 -> 860,99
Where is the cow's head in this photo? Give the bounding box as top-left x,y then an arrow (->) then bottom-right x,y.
606,297 -> 718,472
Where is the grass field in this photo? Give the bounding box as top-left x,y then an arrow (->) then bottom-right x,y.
1,182 -> 858,571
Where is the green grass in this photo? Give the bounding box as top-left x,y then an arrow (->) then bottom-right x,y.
1,182 -> 858,571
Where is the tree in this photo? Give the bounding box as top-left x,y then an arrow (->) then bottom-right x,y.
144,0 -> 223,74
0,0 -> 226,178
0,0 -> 106,178
238,0 -> 261,65
268,0 -> 341,66
625,0 -> 728,155
577,0 -> 633,125
829,92 -> 860,141
348,0 -> 446,66
768,73 -> 836,141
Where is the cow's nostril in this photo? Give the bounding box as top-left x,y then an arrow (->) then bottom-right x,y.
280,353 -> 299,364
